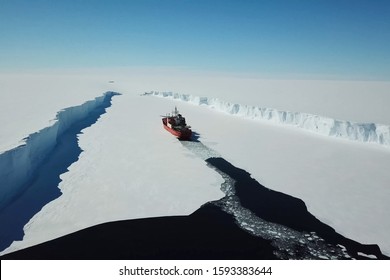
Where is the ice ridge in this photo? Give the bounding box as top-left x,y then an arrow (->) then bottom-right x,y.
0,92 -> 119,210
146,91 -> 390,148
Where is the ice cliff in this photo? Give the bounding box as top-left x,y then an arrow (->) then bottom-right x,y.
147,91 -> 390,148
0,92 -> 118,210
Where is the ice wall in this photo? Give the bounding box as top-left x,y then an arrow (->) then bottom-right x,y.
0,92 -> 118,210
147,91 -> 390,148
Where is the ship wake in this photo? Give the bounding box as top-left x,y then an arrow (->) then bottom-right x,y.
180,139 -> 387,259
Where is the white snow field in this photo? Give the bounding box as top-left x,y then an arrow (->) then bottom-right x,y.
1,69 -> 390,256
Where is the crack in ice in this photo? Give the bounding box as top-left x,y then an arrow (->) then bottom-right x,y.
0,92 -> 120,210
178,140 -> 384,259
208,164 -> 352,259
0,91 -> 120,252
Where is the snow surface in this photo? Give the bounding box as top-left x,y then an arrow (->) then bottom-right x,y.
1,69 -> 390,256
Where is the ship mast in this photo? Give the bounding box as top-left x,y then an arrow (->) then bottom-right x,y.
173,106 -> 179,116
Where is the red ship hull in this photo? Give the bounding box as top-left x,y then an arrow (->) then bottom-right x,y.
162,118 -> 192,140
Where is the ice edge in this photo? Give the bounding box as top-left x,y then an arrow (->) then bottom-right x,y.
0,91 -> 120,209
147,91 -> 390,148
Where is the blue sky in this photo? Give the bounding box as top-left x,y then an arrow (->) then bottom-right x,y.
0,0 -> 389,80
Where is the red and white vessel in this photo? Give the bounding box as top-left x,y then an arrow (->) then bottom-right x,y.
162,107 -> 192,140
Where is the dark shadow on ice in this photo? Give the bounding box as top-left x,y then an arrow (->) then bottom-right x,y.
190,131 -> 201,142
205,157 -> 388,260
2,126 -> 388,259
0,93 -> 119,252
2,203 -> 277,260
176,131 -> 200,142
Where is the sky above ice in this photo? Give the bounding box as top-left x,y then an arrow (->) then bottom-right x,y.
1,0 -> 389,80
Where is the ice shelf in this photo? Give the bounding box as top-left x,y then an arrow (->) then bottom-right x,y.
147,91 -> 390,148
